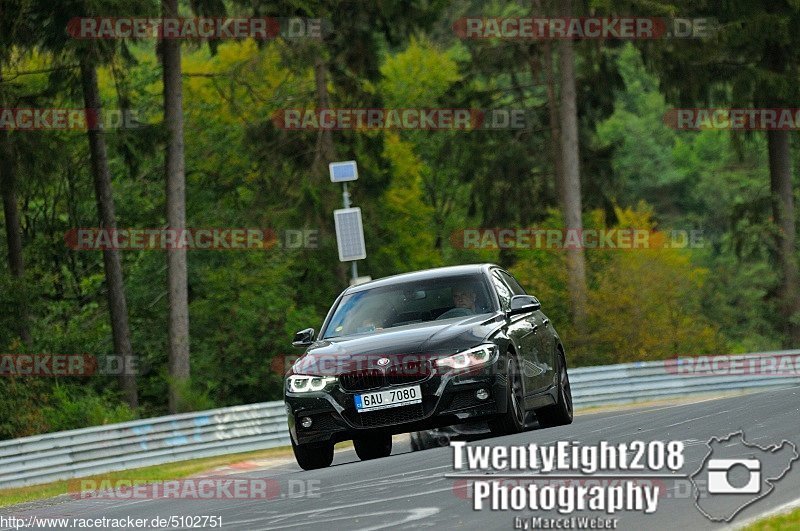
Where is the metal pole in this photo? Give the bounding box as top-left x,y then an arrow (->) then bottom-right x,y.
342,182 -> 358,283
342,182 -> 350,209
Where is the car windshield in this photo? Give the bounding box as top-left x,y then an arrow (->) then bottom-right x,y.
321,274 -> 495,339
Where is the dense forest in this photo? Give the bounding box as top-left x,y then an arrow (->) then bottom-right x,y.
0,0 -> 797,439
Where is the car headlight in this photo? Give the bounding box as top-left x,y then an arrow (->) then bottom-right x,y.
287,375 -> 337,393
435,344 -> 497,371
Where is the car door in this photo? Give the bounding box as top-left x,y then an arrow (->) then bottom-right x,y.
496,270 -> 553,393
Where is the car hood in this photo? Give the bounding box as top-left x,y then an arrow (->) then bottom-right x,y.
292,313 -> 503,375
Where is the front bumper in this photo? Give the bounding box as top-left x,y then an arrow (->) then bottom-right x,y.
285,362 -> 507,445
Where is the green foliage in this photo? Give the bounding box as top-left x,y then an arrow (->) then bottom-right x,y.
188,252 -> 318,405
373,133 -> 442,274
0,378 -> 135,439
0,379 -> 50,439
594,43 -> 782,355
583,206 -> 723,365
0,2 -> 796,439
378,37 -> 462,108
41,385 -> 136,432
510,205 -> 724,367
595,44 -> 683,208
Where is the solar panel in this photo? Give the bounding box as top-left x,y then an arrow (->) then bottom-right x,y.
329,160 -> 359,182
333,208 -> 366,261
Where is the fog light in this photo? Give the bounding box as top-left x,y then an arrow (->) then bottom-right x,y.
475,389 -> 489,400
300,416 -> 313,428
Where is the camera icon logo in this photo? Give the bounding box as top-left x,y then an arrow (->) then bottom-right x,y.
706,458 -> 761,494
690,431 -> 798,522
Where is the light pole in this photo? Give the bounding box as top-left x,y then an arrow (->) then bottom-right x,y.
329,161 -> 366,285
340,180 -> 358,283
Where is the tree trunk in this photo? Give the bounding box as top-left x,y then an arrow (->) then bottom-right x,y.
0,129 -> 31,346
79,59 -> 138,408
767,130 -> 800,346
533,0 -> 563,196
312,55 -> 334,179
557,0 -> 588,334
162,0 -> 191,413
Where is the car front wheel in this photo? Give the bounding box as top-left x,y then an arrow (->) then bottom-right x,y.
292,438 -> 334,470
354,433 -> 393,460
489,356 -> 525,436
535,351 -> 573,427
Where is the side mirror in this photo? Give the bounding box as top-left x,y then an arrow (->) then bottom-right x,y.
508,295 -> 541,315
292,328 -> 315,348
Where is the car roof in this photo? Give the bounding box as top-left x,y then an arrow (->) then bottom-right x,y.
345,263 -> 498,294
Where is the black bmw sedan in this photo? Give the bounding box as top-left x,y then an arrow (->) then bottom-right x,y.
284,264 -> 573,470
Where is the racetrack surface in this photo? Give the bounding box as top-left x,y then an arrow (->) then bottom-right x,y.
3,385 -> 799,530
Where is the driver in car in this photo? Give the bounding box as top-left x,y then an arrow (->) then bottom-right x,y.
437,283 -> 478,319
452,285 -> 477,312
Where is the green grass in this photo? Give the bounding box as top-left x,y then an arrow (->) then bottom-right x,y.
744,506 -> 800,530
0,440 -> 355,508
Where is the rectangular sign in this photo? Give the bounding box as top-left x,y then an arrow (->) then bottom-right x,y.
334,208 -> 366,261
329,160 -> 358,182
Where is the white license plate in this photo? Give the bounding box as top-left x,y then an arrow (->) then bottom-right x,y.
355,385 -> 422,412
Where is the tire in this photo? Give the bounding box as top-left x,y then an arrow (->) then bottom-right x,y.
291,438 -> 334,470
409,430 -> 439,451
488,356 -> 525,436
354,433 -> 392,460
410,432 -> 423,451
535,350 -> 574,428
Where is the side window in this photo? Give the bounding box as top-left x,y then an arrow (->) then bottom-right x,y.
498,270 -> 526,296
491,272 -> 512,310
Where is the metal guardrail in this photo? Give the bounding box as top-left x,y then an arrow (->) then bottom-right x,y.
1,351 -> 798,489
570,350 -> 800,406
0,402 -> 290,489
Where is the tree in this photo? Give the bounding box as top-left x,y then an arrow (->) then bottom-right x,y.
161,0 -> 190,413
311,55 -> 334,179
556,0 -> 588,333
79,56 -> 137,408
0,8 -> 32,346
766,129 -> 799,345
23,0 -> 150,407
0,97 -> 31,346
620,0 -> 800,346
531,0 -> 564,198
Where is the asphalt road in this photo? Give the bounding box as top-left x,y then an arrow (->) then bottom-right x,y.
3,385 -> 799,531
